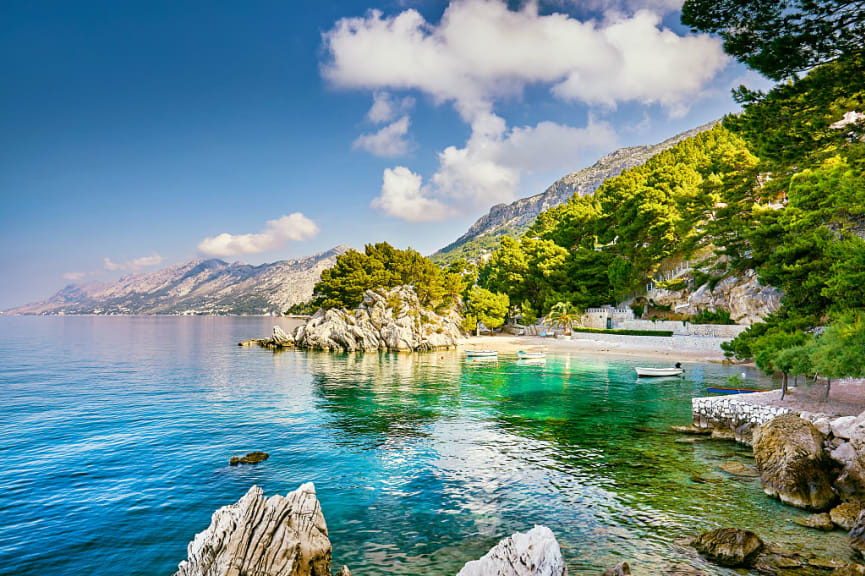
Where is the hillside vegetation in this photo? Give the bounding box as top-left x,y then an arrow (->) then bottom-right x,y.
473,45 -> 865,384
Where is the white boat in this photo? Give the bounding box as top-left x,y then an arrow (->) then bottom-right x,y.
466,350 -> 498,358
517,351 -> 546,360
635,366 -> 684,377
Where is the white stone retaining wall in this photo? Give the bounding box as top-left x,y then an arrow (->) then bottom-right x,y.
692,395 -> 792,431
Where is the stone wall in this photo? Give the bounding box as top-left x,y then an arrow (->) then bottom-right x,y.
693,395 -> 792,433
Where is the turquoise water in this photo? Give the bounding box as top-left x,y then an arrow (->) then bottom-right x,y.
0,317 -> 847,575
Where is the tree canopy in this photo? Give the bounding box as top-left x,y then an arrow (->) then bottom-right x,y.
313,243 -> 466,311
681,0 -> 865,80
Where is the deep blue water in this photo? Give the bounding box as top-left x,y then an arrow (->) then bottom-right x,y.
0,317 -> 847,575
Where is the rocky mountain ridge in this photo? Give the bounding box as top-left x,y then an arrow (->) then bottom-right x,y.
433,120 -> 719,263
5,246 -> 351,316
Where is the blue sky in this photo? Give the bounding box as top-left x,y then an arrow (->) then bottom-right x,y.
0,0 -> 771,308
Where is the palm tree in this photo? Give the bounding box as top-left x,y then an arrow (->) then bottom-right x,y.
546,302 -> 582,336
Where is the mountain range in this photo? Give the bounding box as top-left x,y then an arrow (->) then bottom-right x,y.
430,120 -> 719,265
4,246 -> 350,316
7,121 -> 720,316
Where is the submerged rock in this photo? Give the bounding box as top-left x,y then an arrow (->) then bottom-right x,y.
753,414 -> 836,511
834,564 -> 865,575
603,562 -> 630,575
671,425 -> 711,435
791,512 -> 835,531
719,461 -> 760,477
691,527 -> 763,567
229,451 -> 269,466
174,483 -> 346,576
456,525 -> 567,576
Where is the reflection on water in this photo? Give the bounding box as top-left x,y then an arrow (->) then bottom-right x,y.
0,317 -> 847,576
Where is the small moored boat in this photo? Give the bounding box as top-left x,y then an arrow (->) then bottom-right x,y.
466,350 -> 498,358
706,386 -> 763,394
517,351 -> 546,360
635,363 -> 684,378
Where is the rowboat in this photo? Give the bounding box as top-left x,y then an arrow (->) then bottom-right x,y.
466,350 -> 498,358
706,386 -> 763,394
635,367 -> 684,377
517,351 -> 546,360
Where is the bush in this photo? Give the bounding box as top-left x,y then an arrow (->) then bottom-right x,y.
690,309 -> 736,325
571,327 -> 674,337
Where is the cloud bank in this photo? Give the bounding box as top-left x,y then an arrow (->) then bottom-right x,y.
103,253 -> 164,272
198,213 -> 319,258
322,0 -> 729,221
322,1 -> 726,119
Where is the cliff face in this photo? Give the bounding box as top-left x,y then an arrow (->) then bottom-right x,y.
649,270 -> 782,326
433,121 -> 719,262
5,246 -> 350,316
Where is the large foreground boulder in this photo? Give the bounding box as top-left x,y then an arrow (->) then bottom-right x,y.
753,414 -> 836,510
691,528 -> 764,567
456,525 -> 567,576
292,286 -> 462,352
174,483 -> 345,576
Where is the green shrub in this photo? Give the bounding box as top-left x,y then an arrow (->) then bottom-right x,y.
690,309 -> 736,325
571,327 -> 674,337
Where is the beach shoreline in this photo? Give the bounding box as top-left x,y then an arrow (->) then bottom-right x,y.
459,332 -> 735,363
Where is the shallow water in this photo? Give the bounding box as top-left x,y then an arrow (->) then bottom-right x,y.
0,316 -> 846,575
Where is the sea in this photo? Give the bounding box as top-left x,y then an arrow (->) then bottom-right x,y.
0,316 -> 848,575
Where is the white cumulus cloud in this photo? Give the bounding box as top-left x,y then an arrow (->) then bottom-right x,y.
197,213 -> 319,258
322,0 -> 728,222
63,272 -> 86,281
322,0 -> 728,119
372,112 -> 616,220
372,167 -> 456,222
353,115 -> 412,157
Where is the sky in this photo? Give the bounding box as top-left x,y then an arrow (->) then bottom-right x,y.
0,0 -> 773,309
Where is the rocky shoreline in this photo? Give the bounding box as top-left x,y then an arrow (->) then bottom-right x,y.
684,390 -> 865,572
173,483 -> 569,576
176,482 -> 845,576
240,286 -> 462,352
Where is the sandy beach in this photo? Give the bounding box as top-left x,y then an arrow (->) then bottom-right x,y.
460,332 -> 732,362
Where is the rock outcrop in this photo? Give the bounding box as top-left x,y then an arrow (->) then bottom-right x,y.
649,269 -> 781,326
174,483 -> 345,576
830,412 -> 865,502
456,525 -> 567,576
253,286 -> 462,352
752,414 -> 836,511
229,451 -> 269,466
691,528 -> 764,567
833,502 -> 865,531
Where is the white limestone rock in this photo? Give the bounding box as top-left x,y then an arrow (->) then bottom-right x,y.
292,286 -> 462,352
456,525 -> 567,576
174,483 -> 340,576
833,416 -> 860,440
650,270 -> 780,326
